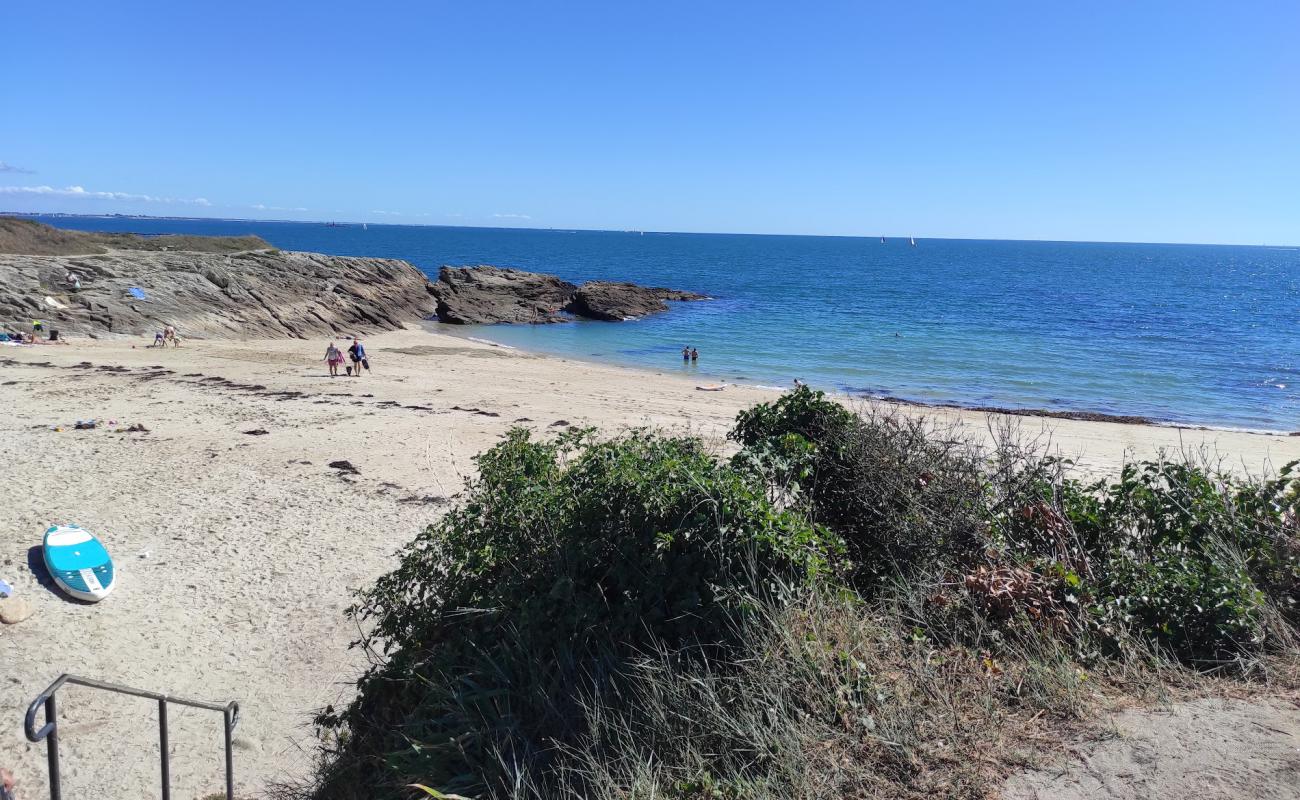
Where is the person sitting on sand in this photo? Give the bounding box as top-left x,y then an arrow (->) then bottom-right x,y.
348,338 -> 367,377
690,347 -> 699,361
325,341 -> 344,377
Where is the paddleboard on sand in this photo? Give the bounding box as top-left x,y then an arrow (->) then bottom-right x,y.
43,524 -> 116,602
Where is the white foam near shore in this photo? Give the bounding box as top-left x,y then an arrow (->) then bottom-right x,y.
3,325 -> 1299,799
466,336 -> 516,349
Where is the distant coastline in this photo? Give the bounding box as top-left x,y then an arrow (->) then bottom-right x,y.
4,210 -> 1296,249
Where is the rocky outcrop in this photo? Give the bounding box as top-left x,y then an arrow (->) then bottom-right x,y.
430,266 -> 707,324
1,242 -> 438,340
0,219 -> 707,336
569,281 -> 708,321
432,266 -> 576,324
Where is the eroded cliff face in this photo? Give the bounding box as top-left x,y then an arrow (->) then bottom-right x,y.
0,247 -> 438,339
0,217 -> 440,339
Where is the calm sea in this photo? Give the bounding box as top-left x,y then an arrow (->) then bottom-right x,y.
28,215 -> 1300,432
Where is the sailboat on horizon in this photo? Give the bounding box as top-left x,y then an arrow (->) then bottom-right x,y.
910,236 -> 917,246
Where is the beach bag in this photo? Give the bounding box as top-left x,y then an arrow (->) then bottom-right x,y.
362,358 -> 370,371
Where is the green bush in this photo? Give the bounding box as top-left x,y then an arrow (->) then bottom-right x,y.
1056,460 -> 1299,662
313,428 -> 840,799
733,388 -> 1300,664
732,386 -> 991,586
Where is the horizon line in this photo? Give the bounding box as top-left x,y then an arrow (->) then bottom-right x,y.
4,209 -> 1297,250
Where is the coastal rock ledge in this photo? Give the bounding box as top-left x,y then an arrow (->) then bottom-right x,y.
0,218 -> 437,339
432,265 -> 708,324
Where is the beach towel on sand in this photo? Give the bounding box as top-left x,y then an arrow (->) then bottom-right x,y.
128,287 -> 147,300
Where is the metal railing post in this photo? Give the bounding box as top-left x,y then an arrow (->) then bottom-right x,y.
223,706 -> 235,800
25,674 -> 239,800
158,698 -> 171,800
45,695 -> 61,800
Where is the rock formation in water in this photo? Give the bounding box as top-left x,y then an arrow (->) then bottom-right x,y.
431,265 -> 577,324
568,281 -> 708,321
430,265 -> 708,324
0,217 -> 437,339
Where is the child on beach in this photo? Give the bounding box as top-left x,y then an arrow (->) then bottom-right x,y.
325,342 -> 344,377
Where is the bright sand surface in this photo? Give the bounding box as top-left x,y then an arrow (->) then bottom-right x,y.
3,327 -> 1299,799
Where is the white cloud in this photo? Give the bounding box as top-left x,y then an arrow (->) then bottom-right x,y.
252,203 -> 308,212
492,213 -> 532,220
0,184 -> 210,206
0,161 -> 35,174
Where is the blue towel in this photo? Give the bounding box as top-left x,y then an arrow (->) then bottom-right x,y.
128,287 -> 147,300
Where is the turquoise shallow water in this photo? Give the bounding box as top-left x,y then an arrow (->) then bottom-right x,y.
30,215 -> 1300,431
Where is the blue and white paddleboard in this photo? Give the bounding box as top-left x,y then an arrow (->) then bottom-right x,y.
43,524 -> 116,602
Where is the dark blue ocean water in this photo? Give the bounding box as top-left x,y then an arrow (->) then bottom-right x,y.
28,215 -> 1300,431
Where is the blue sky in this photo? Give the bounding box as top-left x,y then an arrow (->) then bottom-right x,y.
2,1 -> 1297,244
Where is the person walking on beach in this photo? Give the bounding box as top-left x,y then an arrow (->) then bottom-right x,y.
325,341 -> 345,377
348,337 -> 367,377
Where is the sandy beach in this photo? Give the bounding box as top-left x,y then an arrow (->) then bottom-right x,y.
3,327 -> 1299,799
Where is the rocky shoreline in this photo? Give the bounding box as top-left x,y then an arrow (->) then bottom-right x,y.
0,218 -> 707,339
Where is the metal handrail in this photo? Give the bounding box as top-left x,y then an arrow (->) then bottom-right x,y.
25,673 -> 240,800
